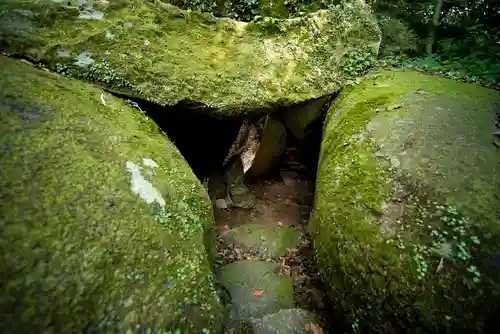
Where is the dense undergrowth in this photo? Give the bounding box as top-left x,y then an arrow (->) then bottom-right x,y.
376,54 -> 500,88
374,0 -> 500,87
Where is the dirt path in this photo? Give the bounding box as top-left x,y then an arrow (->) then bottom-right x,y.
214,170 -> 314,230
212,166 -> 332,333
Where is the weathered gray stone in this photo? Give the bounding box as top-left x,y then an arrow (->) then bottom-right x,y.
228,183 -> 256,209
251,309 -> 316,334
284,96 -> 329,140
246,117 -> 288,178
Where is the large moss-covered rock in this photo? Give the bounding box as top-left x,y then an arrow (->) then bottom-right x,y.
313,69 -> 500,332
0,0 -> 380,114
0,56 -> 222,332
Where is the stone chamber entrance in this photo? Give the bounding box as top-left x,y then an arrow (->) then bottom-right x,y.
124,95 -> 343,333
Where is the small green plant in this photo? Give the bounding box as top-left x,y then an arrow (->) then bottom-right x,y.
411,202 -> 484,286
342,47 -> 377,85
412,244 -> 429,280
55,60 -> 136,90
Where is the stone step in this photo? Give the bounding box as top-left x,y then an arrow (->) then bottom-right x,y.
217,260 -> 294,329
222,223 -> 302,258
250,308 -> 317,334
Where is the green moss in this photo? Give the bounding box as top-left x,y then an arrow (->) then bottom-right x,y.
222,223 -> 302,258
313,69 -> 500,332
217,260 -> 294,326
0,56 -> 222,332
0,0 -> 380,114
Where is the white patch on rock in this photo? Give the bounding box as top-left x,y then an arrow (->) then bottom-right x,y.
142,158 -> 158,168
57,48 -> 71,58
390,156 -> 401,168
13,9 -> 35,18
105,31 -> 115,40
100,93 -> 106,106
78,10 -> 104,20
74,52 -> 94,68
71,0 -> 105,20
126,161 -> 165,207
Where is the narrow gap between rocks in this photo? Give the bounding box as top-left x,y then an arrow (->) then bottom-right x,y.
118,93 -> 341,333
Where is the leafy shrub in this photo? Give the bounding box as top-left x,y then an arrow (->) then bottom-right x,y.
343,46 -> 378,85
376,13 -> 417,56
184,0 -> 217,13
171,0 -> 339,21
376,54 -> 500,88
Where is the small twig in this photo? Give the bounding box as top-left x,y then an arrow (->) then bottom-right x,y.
100,93 -> 106,106
436,257 -> 444,273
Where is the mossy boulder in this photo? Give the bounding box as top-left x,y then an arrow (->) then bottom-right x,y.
0,0 -> 380,114
313,69 -> 500,332
0,56 -> 223,332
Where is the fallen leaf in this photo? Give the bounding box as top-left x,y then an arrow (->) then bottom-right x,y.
387,103 -> 402,111
252,290 -> 264,296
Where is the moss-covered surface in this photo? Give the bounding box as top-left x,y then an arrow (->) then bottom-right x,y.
250,308 -> 314,334
313,69 -> 500,332
217,260 -> 294,327
0,0 -> 380,114
0,56 -> 223,332
222,223 -> 302,258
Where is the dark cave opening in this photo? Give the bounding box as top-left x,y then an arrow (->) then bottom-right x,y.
117,94 -> 330,185
282,109 -> 326,179
116,95 -> 245,180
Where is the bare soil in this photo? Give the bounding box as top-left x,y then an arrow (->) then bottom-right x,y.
214,170 -> 314,230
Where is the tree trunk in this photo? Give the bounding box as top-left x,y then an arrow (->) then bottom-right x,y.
426,0 -> 445,55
